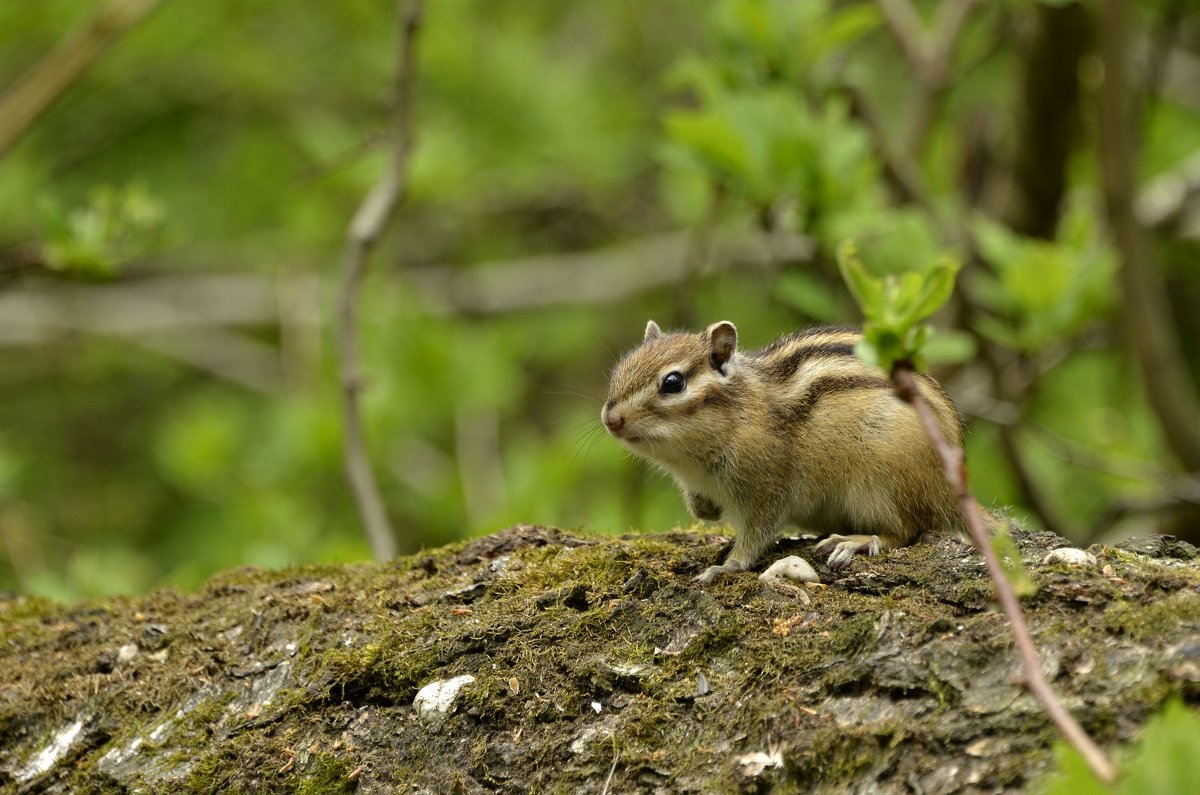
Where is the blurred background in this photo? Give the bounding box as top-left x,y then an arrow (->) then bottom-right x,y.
1,0 -> 1198,600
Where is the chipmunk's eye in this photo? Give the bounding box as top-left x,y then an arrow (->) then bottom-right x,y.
660,371 -> 685,394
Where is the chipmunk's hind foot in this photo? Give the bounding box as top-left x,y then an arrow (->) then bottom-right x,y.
814,534 -> 882,570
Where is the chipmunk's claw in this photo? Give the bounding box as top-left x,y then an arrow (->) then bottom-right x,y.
815,534 -> 882,570
695,559 -> 749,584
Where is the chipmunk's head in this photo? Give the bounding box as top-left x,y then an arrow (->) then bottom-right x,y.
602,320 -> 742,459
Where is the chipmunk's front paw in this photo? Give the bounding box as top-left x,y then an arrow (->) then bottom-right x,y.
694,559 -> 748,584
814,534 -> 881,570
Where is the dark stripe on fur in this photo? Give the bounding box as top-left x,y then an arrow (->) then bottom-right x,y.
774,374 -> 890,424
751,326 -> 860,358
759,341 -> 857,381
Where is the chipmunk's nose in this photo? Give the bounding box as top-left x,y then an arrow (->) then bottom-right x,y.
602,405 -> 625,434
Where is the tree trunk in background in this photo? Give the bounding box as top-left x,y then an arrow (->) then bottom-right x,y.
1005,1 -> 1091,240
1096,0 -> 1200,474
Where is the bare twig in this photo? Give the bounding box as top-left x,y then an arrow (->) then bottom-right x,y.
1026,423 -> 1200,506
876,0 -> 978,155
455,405 -> 506,529
997,423 -> 1071,538
892,364 -> 1116,785
0,274 -> 318,342
0,277 -> 305,392
600,744 -> 619,795
0,0 -> 164,160
338,0 -> 423,561
404,229 -> 812,315
0,228 -> 803,346
1089,494 -> 1197,540
875,0 -> 933,79
1096,0 -> 1200,472
973,341 -> 1073,539
844,84 -> 931,209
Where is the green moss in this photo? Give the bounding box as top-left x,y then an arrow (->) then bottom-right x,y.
292,753 -> 357,795
181,748 -> 237,793
1102,592 -> 1200,642
0,595 -> 65,624
185,692 -> 233,731
828,612 -> 883,656
790,726 -> 883,785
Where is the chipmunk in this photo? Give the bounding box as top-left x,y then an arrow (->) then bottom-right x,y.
601,320 -> 968,583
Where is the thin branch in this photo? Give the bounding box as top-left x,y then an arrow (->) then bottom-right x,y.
0,0 -> 164,160
404,229 -> 812,315
0,278 -> 301,392
1096,0 -> 1200,473
455,405 -> 506,530
974,341 -> 1073,539
996,423 -> 1071,538
133,329 -> 284,394
844,84 -> 931,209
876,0 -> 978,156
1089,495 -> 1192,540
875,0 -> 934,79
1026,423 -> 1200,506
337,0 -> 423,562
0,274 -> 318,342
892,364 -> 1116,785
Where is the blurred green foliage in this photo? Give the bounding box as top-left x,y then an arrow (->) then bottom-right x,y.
1040,700 -> 1200,795
1,0 -> 1199,601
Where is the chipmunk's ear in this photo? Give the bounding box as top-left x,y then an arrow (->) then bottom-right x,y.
644,320 -> 663,341
705,321 -> 738,372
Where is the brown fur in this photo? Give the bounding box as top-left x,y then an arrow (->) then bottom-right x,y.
601,321 -> 969,581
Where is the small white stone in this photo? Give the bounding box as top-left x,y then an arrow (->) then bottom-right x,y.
413,675 -> 475,724
759,556 -> 820,584
735,749 -> 784,780
117,643 -> 139,664
591,701 -> 602,713
1043,547 -> 1097,567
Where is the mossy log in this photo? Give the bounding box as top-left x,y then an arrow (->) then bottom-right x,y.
2,525 -> 1198,794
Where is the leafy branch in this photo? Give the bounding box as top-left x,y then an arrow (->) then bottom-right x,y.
839,243 -> 1117,785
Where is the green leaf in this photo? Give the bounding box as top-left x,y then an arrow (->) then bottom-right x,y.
990,532 -> 1037,598
1118,700 -> 1200,795
906,257 -> 961,324
664,110 -> 752,183
837,240 -> 884,314
921,330 -> 977,364
853,337 -> 880,368
1039,742 -> 1110,795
